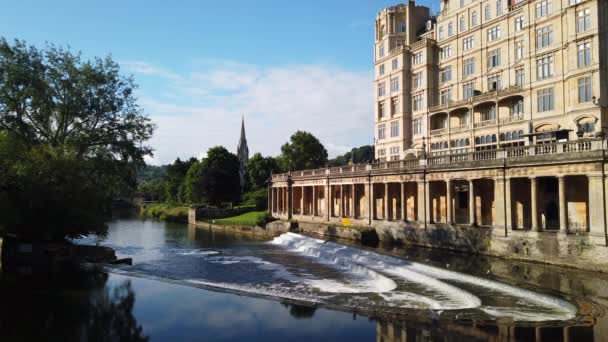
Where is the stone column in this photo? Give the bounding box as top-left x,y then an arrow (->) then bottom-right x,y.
339,184 -> 344,217
384,183 -> 389,221
494,177 -> 506,231
417,181 -> 426,224
469,179 -> 476,225
588,174 -> 605,236
300,187 -> 304,216
288,182 -> 293,220
312,186 -> 317,216
350,184 -> 355,218
531,177 -> 539,231
558,176 -> 567,232
370,182 -> 375,221
400,182 -> 406,221
505,178 -> 512,230
446,179 -> 453,225
326,183 -> 331,221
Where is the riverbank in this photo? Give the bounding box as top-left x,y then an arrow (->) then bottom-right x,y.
139,203 -> 189,223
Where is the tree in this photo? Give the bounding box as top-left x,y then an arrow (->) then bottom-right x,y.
0,39 -> 155,239
184,146 -> 241,205
328,145 -> 375,166
247,153 -> 279,190
163,157 -> 197,203
280,131 -> 328,171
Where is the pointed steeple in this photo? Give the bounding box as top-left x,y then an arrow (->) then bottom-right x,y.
236,115 -> 249,193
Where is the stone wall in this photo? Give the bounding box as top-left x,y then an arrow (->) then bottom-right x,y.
270,219 -> 608,272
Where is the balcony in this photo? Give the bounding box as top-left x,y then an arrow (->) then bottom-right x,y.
499,113 -> 525,124
474,119 -> 497,128
430,128 -> 447,136
451,124 -> 470,133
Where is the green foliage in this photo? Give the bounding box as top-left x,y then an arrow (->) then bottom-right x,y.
137,164 -> 166,182
0,39 -> 154,240
184,146 -> 241,205
164,157 -> 197,203
280,131 -> 328,171
328,145 -> 375,166
241,188 -> 268,210
247,153 -> 279,190
213,211 -> 271,227
140,203 -> 188,223
136,179 -> 165,202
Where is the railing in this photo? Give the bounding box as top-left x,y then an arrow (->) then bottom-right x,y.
472,91 -> 497,103
564,140 -> 592,152
474,119 -> 497,128
497,85 -> 524,97
430,127 -> 447,135
271,139 -> 604,180
451,124 -> 470,133
499,113 -> 525,124
506,146 -> 529,157
535,144 -> 557,155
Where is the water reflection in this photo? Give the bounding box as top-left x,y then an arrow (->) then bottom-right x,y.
374,318 -> 596,341
6,217 -> 604,341
281,302 -> 318,319
0,268 -> 148,341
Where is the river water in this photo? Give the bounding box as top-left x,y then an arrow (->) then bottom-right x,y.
2,217 -> 607,341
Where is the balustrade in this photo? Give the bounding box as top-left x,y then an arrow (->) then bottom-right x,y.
271,139 -> 603,179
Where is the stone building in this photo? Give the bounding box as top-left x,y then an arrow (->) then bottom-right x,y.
269,0 -> 608,271
236,116 -> 249,193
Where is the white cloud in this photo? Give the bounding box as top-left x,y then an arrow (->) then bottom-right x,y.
125,60 -> 374,165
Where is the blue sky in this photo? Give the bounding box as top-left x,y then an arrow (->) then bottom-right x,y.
1,0 -> 435,164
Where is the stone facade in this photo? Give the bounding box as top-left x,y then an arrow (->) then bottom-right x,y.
373,0 -> 607,162
270,140 -> 608,271
269,0 -> 608,270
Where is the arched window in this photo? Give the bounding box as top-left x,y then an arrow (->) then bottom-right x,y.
439,27 -> 444,40
465,138 -> 470,146
496,0 -> 503,16
451,140 -> 456,147
481,136 -> 486,144
485,5 -> 491,20
519,130 -> 524,138
460,16 -> 466,32
475,137 -> 480,144
448,22 -> 454,36
506,132 -> 512,140
472,11 -> 478,26
512,131 -> 518,139
492,134 -> 497,143
500,133 -> 505,141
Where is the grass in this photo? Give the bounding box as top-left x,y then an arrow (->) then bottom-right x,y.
140,203 -> 189,223
212,211 -> 271,227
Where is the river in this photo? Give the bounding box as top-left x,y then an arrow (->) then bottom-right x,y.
1,217 -> 607,341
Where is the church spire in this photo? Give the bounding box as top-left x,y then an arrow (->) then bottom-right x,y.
236,115 -> 249,193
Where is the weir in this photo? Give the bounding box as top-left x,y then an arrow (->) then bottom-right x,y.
270,140 -> 608,271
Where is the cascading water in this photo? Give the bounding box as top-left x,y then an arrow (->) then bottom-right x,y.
92,224 -> 579,323
269,233 -> 577,320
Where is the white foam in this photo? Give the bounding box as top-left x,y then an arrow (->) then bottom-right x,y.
270,233 -> 577,319
178,249 -> 219,256
271,233 -> 480,310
